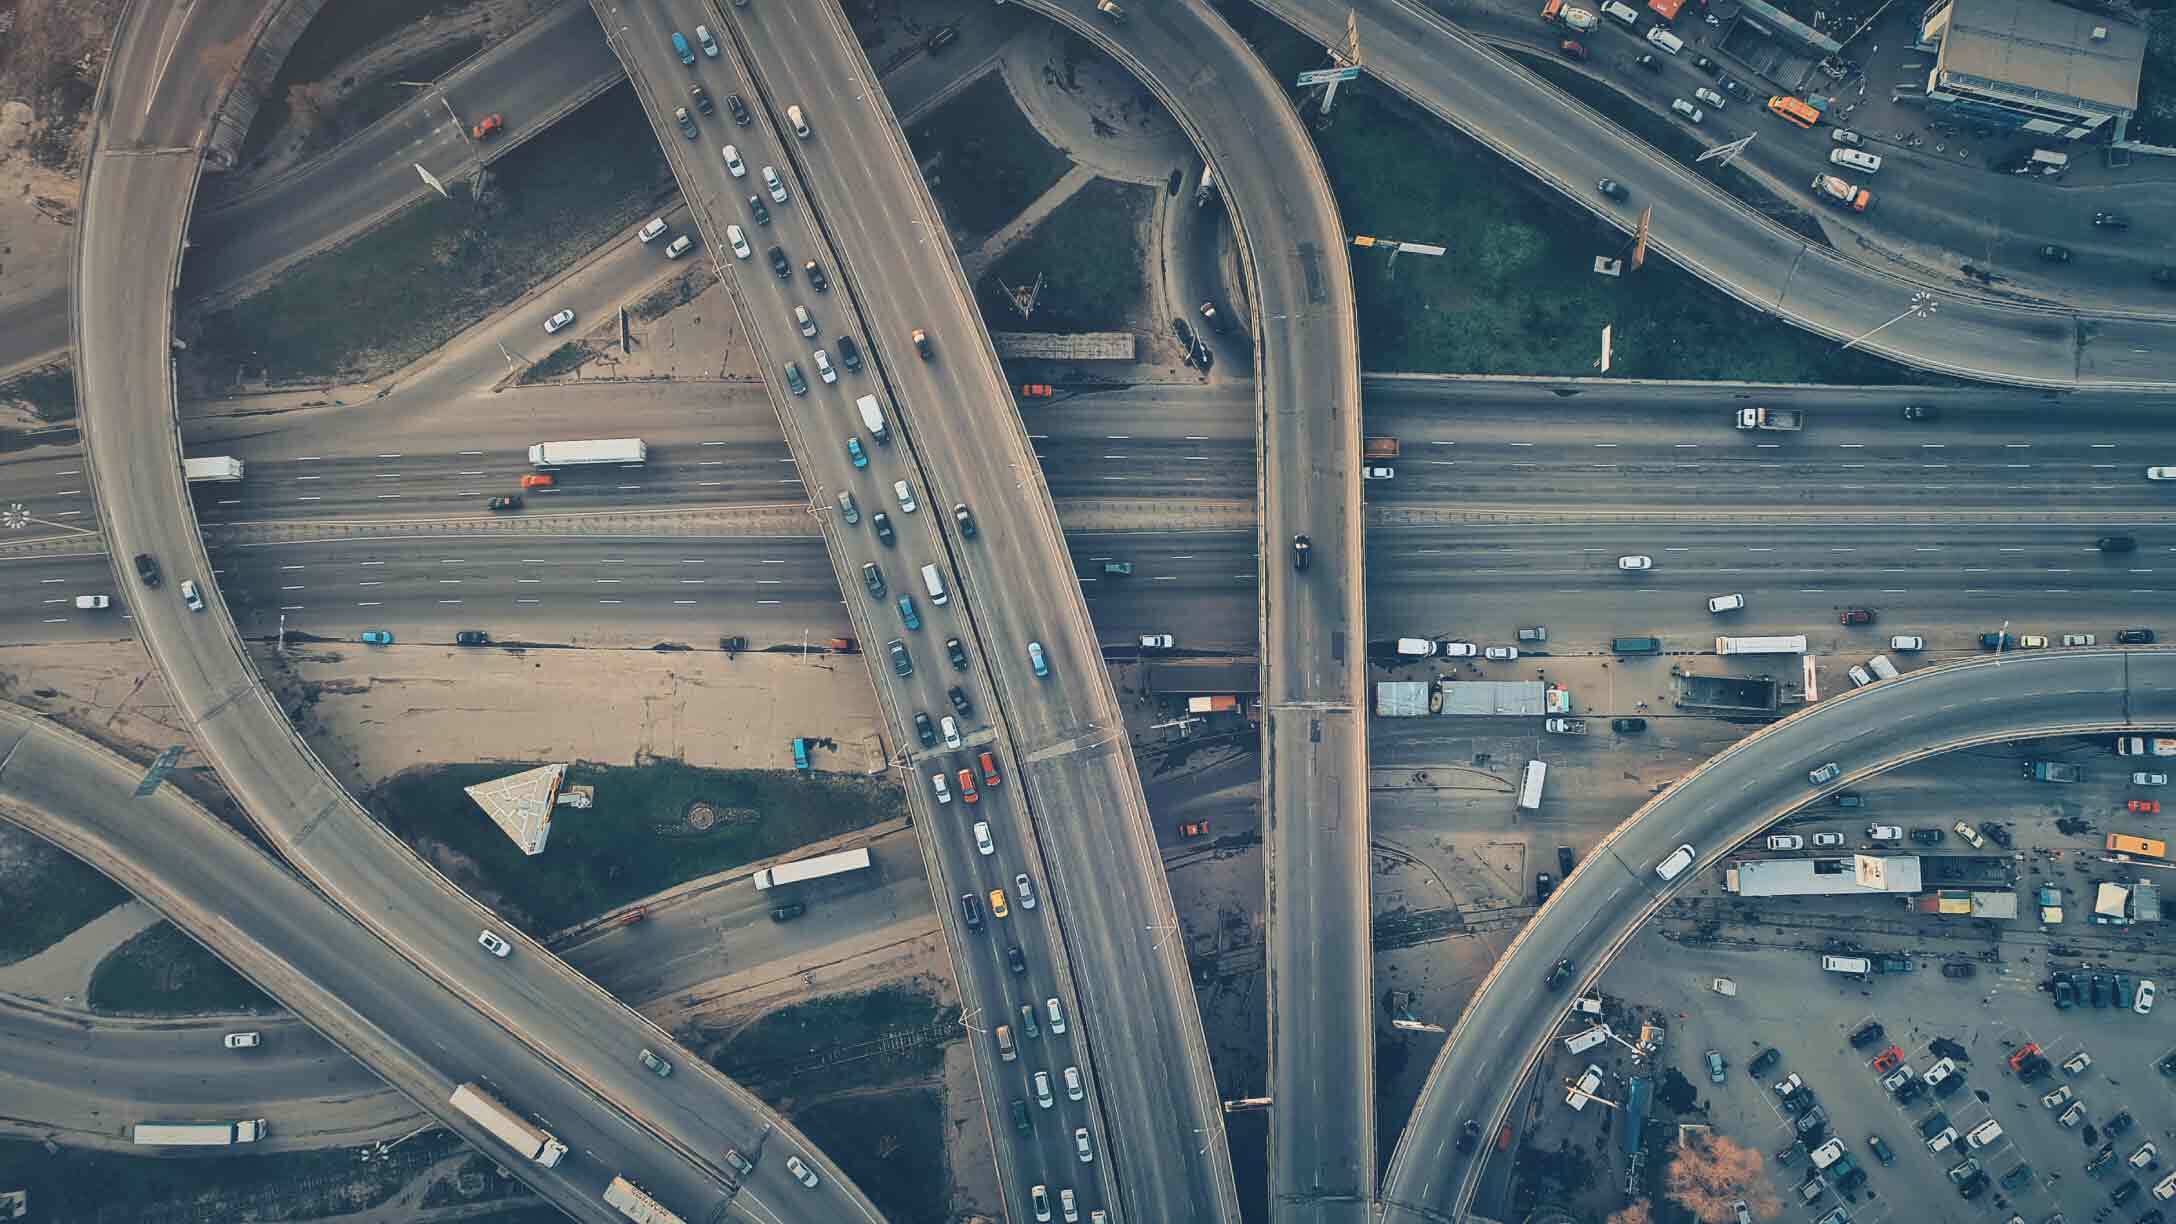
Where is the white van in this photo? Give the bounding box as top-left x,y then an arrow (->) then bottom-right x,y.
1645,25 -> 1684,52
1655,843 -> 1696,880
1600,0 -> 1639,24
1518,760 -> 1548,811
921,563 -> 950,606
1567,1064 -> 1605,1110
1396,637 -> 1440,658
1563,1024 -> 1611,1054
1867,654 -> 1899,680
1829,147 -> 1883,173
855,394 -> 890,444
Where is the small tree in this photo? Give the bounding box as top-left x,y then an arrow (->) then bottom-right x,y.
1665,1133 -> 1780,1222
1607,1201 -> 1655,1224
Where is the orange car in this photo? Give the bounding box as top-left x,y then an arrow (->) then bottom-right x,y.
1871,1046 -> 1903,1074
2007,1042 -> 2041,1072
957,769 -> 979,804
519,473 -> 554,490
1179,820 -> 1210,838
2131,799 -> 2161,814
978,751 -> 1002,788
471,112 -> 504,140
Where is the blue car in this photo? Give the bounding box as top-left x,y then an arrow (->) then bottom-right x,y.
847,437 -> 868,469
898,594 -> 921,630
671,32 -> 695,64
1027,640 -> 1048,677
360,630 -> 394,645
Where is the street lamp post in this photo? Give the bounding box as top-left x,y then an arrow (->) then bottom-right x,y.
1841,291 -> 1938,353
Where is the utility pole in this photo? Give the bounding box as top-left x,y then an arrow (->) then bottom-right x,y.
1840,290 -> 1938,353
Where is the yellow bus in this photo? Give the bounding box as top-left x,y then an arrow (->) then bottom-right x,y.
2107,833 -> 2167,858
1767,95 -> 1821,128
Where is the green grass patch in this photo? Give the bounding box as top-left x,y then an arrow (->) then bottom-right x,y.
196,85 -> 673,381
794,1088 -> 949,1224
0,823 -> 129,965
86,921 -> 275,1016
0,361 -> 78,423
0,1131 -> 474,1221
906,72 -> 1073,241
2139,10 -> 2176,148
979,177 -> 1150,331
713,985 -> 951,1083
1315,88 -> 1933,382
369,760 -> 904,931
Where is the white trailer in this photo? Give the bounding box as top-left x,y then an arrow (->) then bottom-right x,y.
527,438 -> 648,466
752,846 -> 872,890
132,1120 -> 265,1146
1715,635 -> 1809,655
448,1083 -> 567,1167
602,1176 -> 687,1224
183,456 -> 244,482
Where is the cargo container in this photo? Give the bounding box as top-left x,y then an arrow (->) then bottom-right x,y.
1716,635 -> 1809,655
132,1120 -> 265,1146
602,1175 -> 687,1224
448,1083 -> 567,1166
183,456 -> 244,482
527,438 -> 647,466
752,847 -> 872,890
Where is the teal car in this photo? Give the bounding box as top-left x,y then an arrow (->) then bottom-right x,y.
671,31 -> 695,64
847,437 -> 868,469
360,630 -> 393,645
898,595 -> 920,631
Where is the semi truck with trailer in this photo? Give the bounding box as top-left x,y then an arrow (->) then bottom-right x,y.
447,1083 -> 567,1167
602,1175 -> 687,1224
526,438 -> 648,466
751,847 -> 872,890
1716,635 -> 1809,655
132,1120 -> 266,1146
183,456 -> 245,482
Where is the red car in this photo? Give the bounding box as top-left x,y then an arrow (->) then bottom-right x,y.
2131,799 -> 2160,814
1179,820 -> 1211,838
1557,38 -> 1587,60
519,473 -> 554,490
471,112 -> 504,140
2007,1042 -> 2041,1072
1871,1046 -> 1904,1074
957,769 -> 979,804
1840,608 -> 1876,625
978,751 -> 1002,788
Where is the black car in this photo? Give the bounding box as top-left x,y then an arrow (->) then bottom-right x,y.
837,335 -> 862,371
1692,55 -> 1719,74
2037,244 -> 2072,263
949,685 -> 973,718
1793,1103 -> 1828,1137
1006,944 -> 1027,974
769,902 -> 806,922
960,892 -> 983,929
2109,1109 -> 2134,1137
1979,821 -> 2012,847
2099,534 -> 2137,552
914,712 -> 936,748
768,245 -> 791,279
2114,1178 -> 2142,1206
1535,873 -> 1555,903
2119,627 -> 2158,643
862,562 -> 886,598
1558,845 -> 1576,875
1633,52 -> 1661,72
1849,1021 -> 1884,1048
1294,534 -> 1312,571
1456,1120 -> 1482,1152
1909,827 -> 1944,845
925,23 -> 959,51
673,106 -> 697,139
134,553 -> 162,587
487,495 -> 522,512
1832,791 -> 1863,808
1979,631 -> 2013,650
455,630 -> 490,646
689,84 -> 713,115
747,195 -> 770,225
726,92 -> 751,126
1719,75 -> 1751,101
1902,403 -> 1939,421
1957,1170 -> 1989,1200
1611,717 -> 1646,732
871,511 -> 894,546
1546,957 -> 1575,989
888,638 -> 912,676
1893,1077 -> 1924,1104
946,637 -> 969,670
913,327 -> 933,359
804,260 -> 830,292
1749,1047 -> 1780,1077
1597,177 -> 1628,202
2094,210 -> 2129,230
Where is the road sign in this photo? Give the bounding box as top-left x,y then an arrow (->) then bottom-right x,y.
1296,67 -> 1360,86
1629,205 -> 1653,272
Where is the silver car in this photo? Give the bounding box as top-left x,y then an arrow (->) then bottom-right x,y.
763,165 -> 788,203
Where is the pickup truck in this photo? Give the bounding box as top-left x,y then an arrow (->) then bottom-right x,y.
1735,407 -> 1804,431
1544,717 -> 1588,734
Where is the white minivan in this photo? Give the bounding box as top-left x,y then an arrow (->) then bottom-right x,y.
1600,0 -> 1640,24
1830,147 -> 1883,173
1646,26 -> 1685,53
1655,843 -> 1697,880
921,563 -> 950,606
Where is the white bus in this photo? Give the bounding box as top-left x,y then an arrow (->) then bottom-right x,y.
1518,760 -> 1548,811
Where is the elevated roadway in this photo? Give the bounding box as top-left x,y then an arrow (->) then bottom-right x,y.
1379,648 -> 2176,1221
69,2 -> 876,1220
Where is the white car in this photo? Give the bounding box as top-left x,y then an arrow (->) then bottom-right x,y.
1364,465 -> 1394,480
1441,641 -> 1478,657
1617,555 -> 1652,571
1867,823 -> 1903,841
721,144 -> 746,176
1670,98 -> 1705,123
224,1032 -> 261,1049
1694,86 -> 1725,108
893,480 -> 919,512
2150,467 -> 2176,480
477,929 -> 512,957
1888,634 -> 1925,652
1707,593 -> 1745,613
1926,1125 -> 1958,1151
74,594 -> 110,609
1847,665 -> 1873,687
813,349 -> 836,383
2135,772 -> 2169,786
941,715 -> 962,749
543,308 -> 575,334
1032,1186 -> 1052,1222
1074,1127 -> 1094,1163
1964,1118 -> 2003,1149
1812,831 -> 1846,848
2062,633 -> 2096,646
930,772 -> 952,804
1015,873 -> 1038,909
1046,998 -> 1067,1035
763,165 -> 788,203
180,579 -> 205,612
1484,645 -> 1518,661
786,1155 -> 819,1188
2063,1051 -> 2093,1075
2138,978 -> 2158,1014
1881,1065 -> 1914,1092
973,821 -> 994,855
2060,1101 -> 2086,1128
1139,634 -> 1175,649
1035,1070 -> 1055,1108
726,224 -> 751,259
1766,834 -> 1803,850
638,217 -> 667,243
1064,1065 -> 1084,1100
1922,1057 -> 1957,1087
795,305 -> 817,337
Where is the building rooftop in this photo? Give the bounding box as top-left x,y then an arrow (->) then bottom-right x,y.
1936,0 -> 2144,113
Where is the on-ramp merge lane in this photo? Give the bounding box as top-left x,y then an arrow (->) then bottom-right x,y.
1379,649 -> 2176,1222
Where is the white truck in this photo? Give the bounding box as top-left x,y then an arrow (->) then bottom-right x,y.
448,1083 -> 568,1167
2116,736 -> 2176,757
602,1175 -> 687,1224
752,846 -> 872,890
1716,635 -> 1809,655
132,1120 -> 266,1146
527,438 -> 648,466
183,456 -> 245,482
1544,717 -> 1588,735
1734,407 -> 1804,432
855,394 -> 890,444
